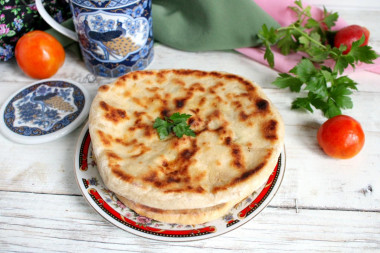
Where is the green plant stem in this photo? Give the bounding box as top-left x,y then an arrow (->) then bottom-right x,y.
278,26 -> 325,49
277,25 -> 340,67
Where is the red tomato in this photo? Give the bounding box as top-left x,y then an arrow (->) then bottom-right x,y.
334,25 -> 370,54
15,30 -> 65,79
317,115 -> 365,159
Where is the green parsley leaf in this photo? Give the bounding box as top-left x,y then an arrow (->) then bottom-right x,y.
305,18 -> 320,29
308,92 -> 328,111
277,30 -> 299,55
322,10 -> 338,29
325,98 -> 342,118
153,117 -> 171,140
258,24 -> 278,68
348,35 -> 379,64
289,58 -> 318,83
273,73 -> 303,92
258,0 -> 378,118
294,0 -> 303,8
153,113 -> 195,140
291,97 -> 314,112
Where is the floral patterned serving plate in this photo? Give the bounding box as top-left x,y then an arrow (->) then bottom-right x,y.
74,122 -> 286,241
0,79 -> 90,144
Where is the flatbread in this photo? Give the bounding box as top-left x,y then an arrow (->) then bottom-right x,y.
89,69 -> 284,211
116,193 -> 247,225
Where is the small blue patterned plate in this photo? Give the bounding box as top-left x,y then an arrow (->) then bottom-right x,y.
0,79 -> 90,144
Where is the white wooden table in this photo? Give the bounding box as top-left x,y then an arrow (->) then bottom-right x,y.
1,1 -> 380,251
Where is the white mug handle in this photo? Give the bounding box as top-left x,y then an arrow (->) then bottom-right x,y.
35,0 -> 78,41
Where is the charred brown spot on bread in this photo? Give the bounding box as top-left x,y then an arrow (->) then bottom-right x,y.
123,90 -> 131,97
143,171 -> 159,183
99,101 -> 128,123
175,99 -> 185,109
129,117 -> 154,138
188,115 -> 204,130
224,136 -> 232,145
112,167 -> 133,183
215,95 -> 223,103
132,73 -> 139,80
173,69 -> 206,77
172,78 -> 186,87
195,186 -> 205,193
134,111 -> 146,117
115,136 -> 152,158
156,72 -> 166,84
99,100 -> 109,111
119,74 -> 128,82
108,109 -> 127,123
210,109 -> 221,118
194,170 -> 207,182
208,81 -> 225,94
230,145 -> 245,170
114,79 -> 125,87
144,80 -> 153,85
106,151 -> 122,161
211,162 -> 265,193
223,74 -> 254,89
163,185 -> 205,194
232,100 -> 243,109
263,119 -> 278,140
198,97 -> 206,107
160,108 -> 170,118
190,108 -> 200,114
235,163 -> 265,183
213,126 -> 227,136
239,111 -> 249,121
142,70 -> 154,75
209,71 -> 223,79
164,93 -> 171,102
181,149 -> 195,159
131,97 -> 147,109
131,145 -> 152,158
143,125 -> 155,138
98,85 -> 110,92
146,87 -> 159,92
256,99 -> 269,112
115,138 -> 138,146
190,82 -> 205,92
141,139 -> 201,192
166,176 -> 181,184
174,91 -> 193,109
97,130 -> 112,146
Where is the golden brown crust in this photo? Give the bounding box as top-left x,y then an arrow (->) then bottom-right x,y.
116,194 -> 246,225
89,69 -> 284,210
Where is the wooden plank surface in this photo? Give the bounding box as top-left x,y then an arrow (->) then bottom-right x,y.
1,0 -> 380,251
1,191 -> 379,252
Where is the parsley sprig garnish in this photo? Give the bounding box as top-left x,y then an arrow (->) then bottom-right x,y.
258,0 -> 378,118
153,112 -> 196,140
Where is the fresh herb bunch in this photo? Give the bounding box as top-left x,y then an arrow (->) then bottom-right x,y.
153,112 -> 196,140
258,0 -> 378,118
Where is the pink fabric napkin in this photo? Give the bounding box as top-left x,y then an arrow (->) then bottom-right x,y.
236,0 -> 380,74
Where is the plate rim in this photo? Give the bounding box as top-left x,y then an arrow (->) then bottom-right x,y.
0,78 -> 90,144
74,121 -> 286,241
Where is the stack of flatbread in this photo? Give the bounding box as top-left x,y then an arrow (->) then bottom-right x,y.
89,69 -> 284,225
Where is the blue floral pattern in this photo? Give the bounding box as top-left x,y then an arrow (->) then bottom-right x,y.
4,81 -> 85,136
73,0 -> 154,77
72,0 -> 138,9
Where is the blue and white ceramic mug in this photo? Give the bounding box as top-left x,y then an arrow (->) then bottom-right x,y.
36,0 -> 154,78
